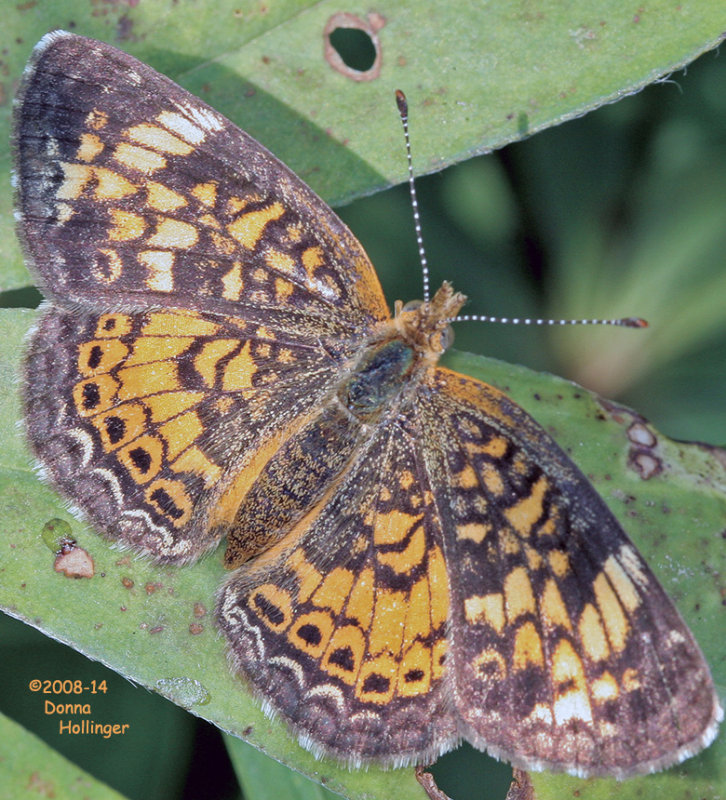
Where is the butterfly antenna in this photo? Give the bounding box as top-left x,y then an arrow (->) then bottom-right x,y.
394,93 -> 646,330
396,90 -> 430,303
454,312 -> 648,328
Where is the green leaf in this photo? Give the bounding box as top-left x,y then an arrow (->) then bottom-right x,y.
0,710 -> 130,800
2,0 -> 724,291
226,736 -> 343,800
2,309 -> 724,800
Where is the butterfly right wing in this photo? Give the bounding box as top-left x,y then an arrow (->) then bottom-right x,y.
418,367 -> 721,777
217,408 -> 459,766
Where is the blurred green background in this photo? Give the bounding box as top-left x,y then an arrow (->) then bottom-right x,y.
2,16 -> 725,800
338,48 -> 726,447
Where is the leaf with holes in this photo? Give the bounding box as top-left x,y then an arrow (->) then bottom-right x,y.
2,0 -> 725,291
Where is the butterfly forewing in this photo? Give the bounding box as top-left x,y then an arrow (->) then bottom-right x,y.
15,31 -> 388,328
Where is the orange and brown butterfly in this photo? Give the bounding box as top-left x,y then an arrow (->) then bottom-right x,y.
14,30 -> 721,777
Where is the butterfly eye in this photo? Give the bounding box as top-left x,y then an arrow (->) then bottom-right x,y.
439,325 -> 455,350
402,299 -> 424,313
428,325 -> 454,352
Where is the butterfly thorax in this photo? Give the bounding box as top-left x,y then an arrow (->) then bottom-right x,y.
340,282 -> 467,423
222,283 -> 466,567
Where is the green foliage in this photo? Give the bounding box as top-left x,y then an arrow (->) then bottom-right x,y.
1,1 -> 724,799
0,711 -> 130,800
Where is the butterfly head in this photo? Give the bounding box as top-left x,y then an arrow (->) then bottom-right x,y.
393,281 -> 467,360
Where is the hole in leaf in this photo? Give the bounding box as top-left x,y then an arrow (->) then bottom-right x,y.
328,27 -> 377,72
324,12 -> 384,81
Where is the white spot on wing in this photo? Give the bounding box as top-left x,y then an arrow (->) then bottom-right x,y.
305,683 -> 345,710
92,466 -> 124,504
175,100 -> 224,133
66,429 -> 94,468
618,543 -> 649,589
553,690 -> 592,725
156,110 -> 206,144
269,655 -> 305,687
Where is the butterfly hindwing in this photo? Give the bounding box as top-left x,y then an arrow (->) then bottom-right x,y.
24,305 -> 344,562
418,368 -> 720,776
218,411 -> 459,765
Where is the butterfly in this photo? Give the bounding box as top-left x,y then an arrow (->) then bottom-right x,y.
15,30 -> 721,777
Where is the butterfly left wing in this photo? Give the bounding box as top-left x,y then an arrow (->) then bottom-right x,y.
14,31 -> 389,329
24,306 -> 347,563
16,31 -> 390,564
417,367 -> 721,777
217,411 -> 459,765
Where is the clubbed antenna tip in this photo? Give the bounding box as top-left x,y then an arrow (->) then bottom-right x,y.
395,89 -> 408,117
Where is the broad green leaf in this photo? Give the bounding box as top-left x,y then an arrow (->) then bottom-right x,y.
1,0 -> 724,290
1,309 -> 724,800
0,710 -> 130,800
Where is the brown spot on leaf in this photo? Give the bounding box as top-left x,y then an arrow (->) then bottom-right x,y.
27,771 -> 55,798
628,449 -> 662,480
627,421 -> 656,448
